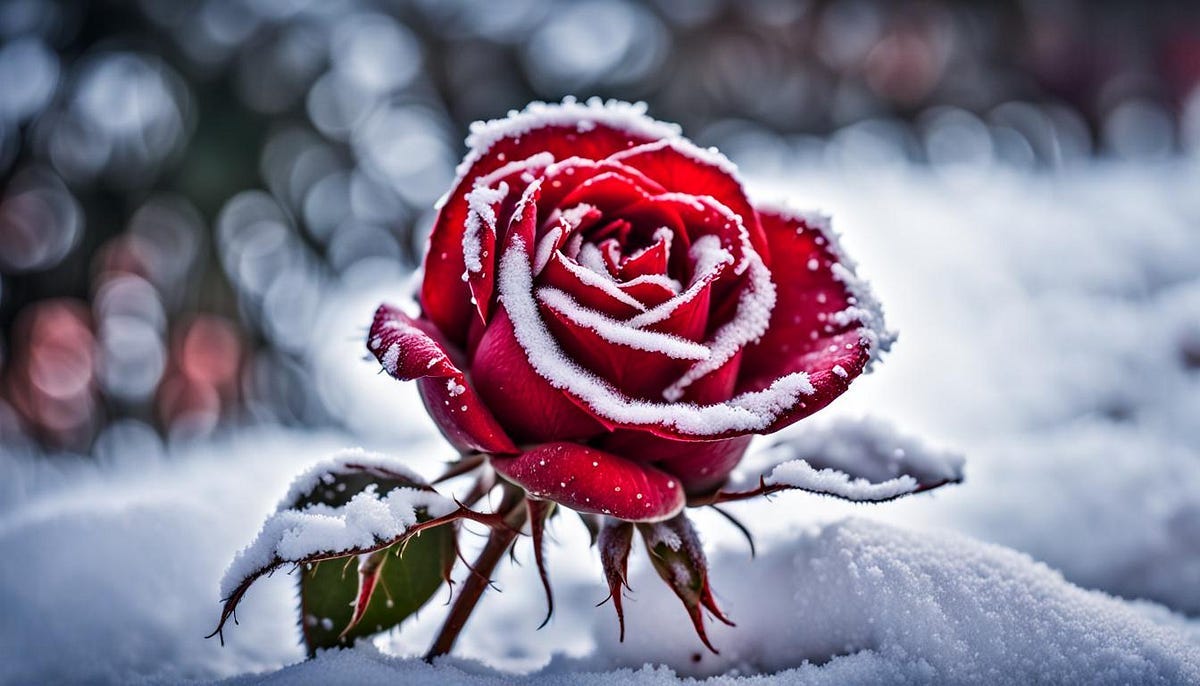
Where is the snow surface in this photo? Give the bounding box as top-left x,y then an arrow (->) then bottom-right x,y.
3,159 -> 1199,684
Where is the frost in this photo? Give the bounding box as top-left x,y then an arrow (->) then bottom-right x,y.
462,181 -> 508,275
380,343 -> 401,375
759,203 -> 896,371
457,97 -> 682,184
758,417 -> 963,494
219,450 -> 458,599
662,214 -> 777,402
624,235 -> 733,329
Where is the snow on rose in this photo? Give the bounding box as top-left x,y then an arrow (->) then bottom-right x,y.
211,98 -> 962,659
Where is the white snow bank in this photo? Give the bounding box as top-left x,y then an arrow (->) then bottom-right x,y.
219,518 -> 1200,685
0,430 -> 452,684
591,518 -> 1200,683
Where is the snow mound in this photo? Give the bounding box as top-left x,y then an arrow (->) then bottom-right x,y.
219,518 -> 1200,685
590,518 -> 1200,684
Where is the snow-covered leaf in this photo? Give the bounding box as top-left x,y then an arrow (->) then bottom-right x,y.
695,417 -> 964,505
210,450 -> 501,643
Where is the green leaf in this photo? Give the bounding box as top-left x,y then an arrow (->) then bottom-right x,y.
298,522 -> 456,656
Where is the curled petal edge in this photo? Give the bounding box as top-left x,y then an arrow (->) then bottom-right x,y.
369,304 -> 518,455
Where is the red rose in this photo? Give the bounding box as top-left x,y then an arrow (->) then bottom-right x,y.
216,100 -> 951,658
369,98 -> 892,523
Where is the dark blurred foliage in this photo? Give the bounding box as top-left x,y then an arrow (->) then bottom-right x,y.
1,0 -> 1198,454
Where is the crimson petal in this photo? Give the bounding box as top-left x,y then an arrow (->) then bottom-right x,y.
598,432 -> 753,496
470,307 -> 610,443
611,139 -> 768,264
735,208 -> 893,432
491,442 -> 685,522
369,304 -> 517,454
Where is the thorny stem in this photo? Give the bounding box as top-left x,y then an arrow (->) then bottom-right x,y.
424,486 -> 528,661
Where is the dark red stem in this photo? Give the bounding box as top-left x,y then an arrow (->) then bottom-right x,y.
424,488 -> 527,661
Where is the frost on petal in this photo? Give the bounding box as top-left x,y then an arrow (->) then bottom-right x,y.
610,138 -> 768,261
496,236 -> 814,440
696,417 -> 964,505
424,99 -> 682,344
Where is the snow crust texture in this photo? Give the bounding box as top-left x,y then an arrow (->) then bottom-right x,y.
227,519 -> 1200,686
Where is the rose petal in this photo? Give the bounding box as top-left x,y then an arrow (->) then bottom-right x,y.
490,442 -> 685,522
618,233 -> 670,281
369,305 -> 517,454
539,157 -> 666,218
735,208 -> 893,432
425,101 -> 678,345
598,431 -> 753,495
540,251 -> 647,319
610,139 -> 768,264
537,287 -> 705,400
470,307 -> 610,443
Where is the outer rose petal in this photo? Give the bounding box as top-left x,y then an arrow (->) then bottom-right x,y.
423,100 -> 679,346
369,304 -> 517,455
490,442 -> 685,522
735,208 -> 892,432
598,431 -> 753,495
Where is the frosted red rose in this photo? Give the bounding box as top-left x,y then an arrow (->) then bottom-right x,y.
215,100 -> 962,660
369,99 -> 891,522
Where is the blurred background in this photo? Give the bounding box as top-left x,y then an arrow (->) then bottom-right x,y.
0,0 -> 1198,454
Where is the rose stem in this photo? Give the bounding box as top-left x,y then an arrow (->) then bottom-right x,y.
425,486 -> 528,661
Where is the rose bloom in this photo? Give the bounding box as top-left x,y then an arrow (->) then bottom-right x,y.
369,98 -> 891,524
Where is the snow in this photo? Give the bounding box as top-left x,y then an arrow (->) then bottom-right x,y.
590,518 -> 1200,684
458,97 -> 682,183
461,181 -> 508,275
554,252 -> 648,311
748,416 -> 966,496
3,159 -> 1199,684
624,235 -> 732,328
275,448 -> 424,513
660,200 -> 777,402
612,137 -> 741,177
